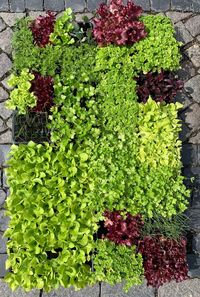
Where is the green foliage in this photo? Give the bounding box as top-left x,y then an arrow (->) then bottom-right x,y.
6,69 -> 36,114
5,141 -> 98,291
49,9 -> 75,46
93,240 -> 144,292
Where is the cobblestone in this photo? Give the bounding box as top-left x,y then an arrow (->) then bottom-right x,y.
0,189 -> 6,206
189,132 -> 200,144
0,118 -> 7,134
10,0 -> 25,12
87,0 -> 106,11
185,15 -> 200,37
0,279 -> 40,296
193,233 -> 200,254
0,28 -> 13,54
0,145 -> 10,166
181,144 -> 198,166
43,284 -> 99,297
0,53 -> 12,79
0,210 -> 9,231
166,11 -> 193,23
186,44 -> 200,68
0,88 -> 8,101
0,17 -> 6,32
0,12 -> 25,27
171,0 -> 195,12
101,282 -> 155,297
177,59 -> 196,82
25,0 -> 43,11
132,0 -> 151,11
0,0 -> 9,12
158,279 -> 200,297
0,130 -> 12,144
0,232 -> 7,253
65,0 -> 85,12
44,0 -> 65,11
75,13 -> 93,22
187,254 -> 200,277
0,101 -> 12,120
150,0 -> 170,12
185,75 -> 200,103
175,21 -> 193,44
0,254 -> 7,277
181,103 -> 200,134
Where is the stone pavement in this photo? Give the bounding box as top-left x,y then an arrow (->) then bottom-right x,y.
0,2 -> 200,297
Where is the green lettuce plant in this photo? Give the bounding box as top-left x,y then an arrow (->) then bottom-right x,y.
6,69 -> 36,114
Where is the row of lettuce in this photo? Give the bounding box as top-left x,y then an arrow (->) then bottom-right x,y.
5,1 -> 190,293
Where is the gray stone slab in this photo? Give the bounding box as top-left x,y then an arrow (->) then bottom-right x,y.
171,0 -> 194,11
65,0 -> 85,12
181,144 -> 198,166
87,0 -> 106,11
0,0 -> 9,11
0,279 -> 40,296
177,59 -> 196,82
166,12 -> 192,24
181,103 -> 200,133
25,0 -> 43,10
0,232 -> 7,253
185,15 -> 200,37
174,91 -> 192,109
10,0 -> 25,12
0,145 -> 11,166
44,0 -> 65,11
0,54 -> 11,79
158,279 -> 200,297
0,189 -> 6,206
175,21 -> 193,44
186,207 -> 200,232
193,233 -> 200,254
0,28 -> 13,54
150,0 -> 170,11
187,254 -> 200,277
3,170 -> 8,187
192,0 -> 200,12
5,117 -> 12,130
0,12 -> 25,27
0,130 -> 12,144
0,88 -> 8,101
43,284 -> 99,297
132,0 -> 150,11
75,13 -> 93,22
0,101 -> 12,120
0,118 -> 7,134
101,282 -> 155,297
186,44 -> 200,68
28,11 -> 46,18
0,17 -> 6,32
0,254 -> 7,277
185,75 -> 200,103
0,210 -> 9,231
190,132 -> 200,144
179,121 -> 191,142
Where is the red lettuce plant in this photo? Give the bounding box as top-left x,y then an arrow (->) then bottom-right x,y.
135,70 -> 184,103
138,236 -> 189,288
30,11 -> 56,47
93,0 -> 147,46
30,72 -> 54,112
103,210 -> 144,246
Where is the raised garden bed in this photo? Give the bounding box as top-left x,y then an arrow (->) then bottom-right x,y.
4,0 -> 194,293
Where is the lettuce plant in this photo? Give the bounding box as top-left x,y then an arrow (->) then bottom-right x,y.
93,0 -> 147,46
7,69 -> 36,114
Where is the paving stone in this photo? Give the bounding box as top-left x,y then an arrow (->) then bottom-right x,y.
0,130 -> 12,144
158,279 -> 200,297
0,54 -> 12,79
0,254 -> 7,277
181,144 -> 198,166
65,0 -> 85,12
43,284 -> 99,297
0,0 -> 9,11
3,170 -> 8,187
171,0 -> 194,11
175,21 -> 193,44
186,44 -> 200,68
177,59 -> 196,82
1,76 -> 13,90
28,11 -> 46,18
75,13 -> 93,22
0,232 -> 7,253
0,28 -> 13,54
189,132 -> 200,144
185,15 -> 200,37
101,282 -> 155,297
0,101 -> 12,120
193,1 -> 200,12
44,0 -> 65,11
0,279 -> 40,296
174,91 -> 192,109
0,189 -> 6,206
181,103 -> 200,134
179,121 -> 191,142
87,0 -> 106,11
0,88 -> 8,101
187,254 -> 200,277
0,118 -> 7,133
186,207 -> 200,232
10,0 -> 25,12
191,180 -> 200,208
25,0 -> 43,10
0,145 -> 10,166
5,117 -> 12,130
0,12 -> 25,27
166,12 -> 193,23
150,0 -> 170,12
0,18 -> 6,32
197,35 -> 200,42
193,233 -> 200,254
185,75 -> 200,103
132,0 -> 150,11
0,210 -> 9,231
